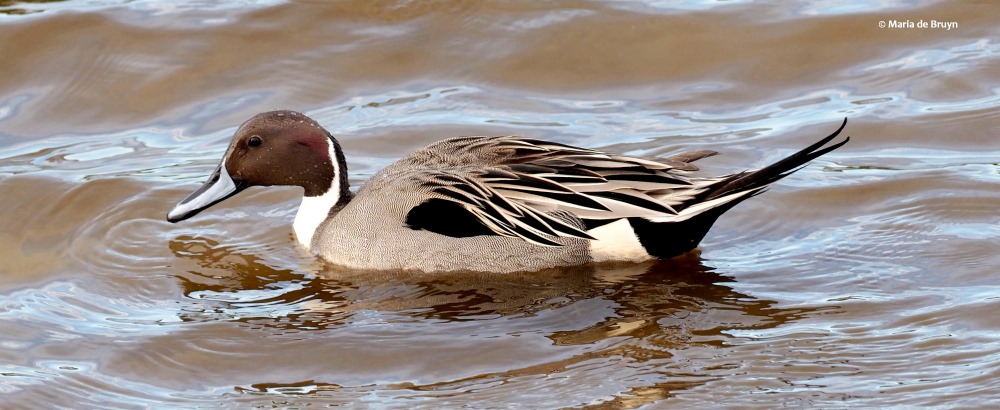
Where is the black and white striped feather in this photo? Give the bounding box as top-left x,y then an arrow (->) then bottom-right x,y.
399,119 -> 849,247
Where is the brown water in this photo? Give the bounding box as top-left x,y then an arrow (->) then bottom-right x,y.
1,0 -> 999,408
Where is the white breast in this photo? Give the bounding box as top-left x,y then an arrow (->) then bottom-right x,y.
293,193 -> 338,250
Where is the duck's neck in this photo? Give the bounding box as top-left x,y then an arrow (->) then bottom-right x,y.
293,133 -> 353,250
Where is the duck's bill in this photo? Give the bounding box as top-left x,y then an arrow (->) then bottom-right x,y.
167,164 -> 245,223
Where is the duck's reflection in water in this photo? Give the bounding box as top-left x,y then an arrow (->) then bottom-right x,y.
170,235 -> 814,337
169,235 -> 820,403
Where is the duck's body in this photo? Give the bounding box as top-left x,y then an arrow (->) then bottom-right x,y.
168,111 -> 848,273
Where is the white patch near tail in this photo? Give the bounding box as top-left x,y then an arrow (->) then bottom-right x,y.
587,219 -> 652,263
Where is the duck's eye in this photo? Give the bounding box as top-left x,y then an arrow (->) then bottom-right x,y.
248,135 -> 262,148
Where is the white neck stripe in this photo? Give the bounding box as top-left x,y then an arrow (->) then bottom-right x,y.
292,136 -> 341,250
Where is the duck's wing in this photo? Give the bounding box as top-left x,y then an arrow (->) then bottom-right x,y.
397,136 -> 719,246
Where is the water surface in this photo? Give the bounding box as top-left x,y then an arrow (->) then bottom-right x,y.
1,0 -> 999,408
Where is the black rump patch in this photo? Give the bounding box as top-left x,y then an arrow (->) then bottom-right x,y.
405,198 -> 497,238
628,193 -> 755,258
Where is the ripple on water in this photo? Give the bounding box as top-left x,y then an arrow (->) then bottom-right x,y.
1,0 -> 999,407
40,238 -> 816,408
0,0 -> 286,22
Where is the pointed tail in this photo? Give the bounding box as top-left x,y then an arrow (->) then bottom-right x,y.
703,117 -> 849,201
630,118 -> 849,259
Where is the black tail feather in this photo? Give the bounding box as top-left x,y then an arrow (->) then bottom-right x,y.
634,118 -> 849,259
705,118 -> 849,200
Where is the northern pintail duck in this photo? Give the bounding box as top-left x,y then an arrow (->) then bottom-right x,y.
168,111 -> 848,273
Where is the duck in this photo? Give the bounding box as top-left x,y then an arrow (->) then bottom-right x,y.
167,111 -> 848,273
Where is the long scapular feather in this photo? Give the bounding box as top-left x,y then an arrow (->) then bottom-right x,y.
404,121 -> 848,248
